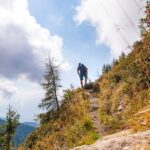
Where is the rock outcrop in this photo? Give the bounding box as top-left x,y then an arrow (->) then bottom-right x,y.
72,130 -> 150,150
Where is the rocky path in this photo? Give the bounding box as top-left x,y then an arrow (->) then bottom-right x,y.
85,91 -> 105,135
71,93 -> 150,150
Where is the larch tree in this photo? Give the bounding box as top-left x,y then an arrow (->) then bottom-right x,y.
39,57 -> 61,112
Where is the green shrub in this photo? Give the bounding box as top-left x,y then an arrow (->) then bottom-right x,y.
83,118 -> 93,131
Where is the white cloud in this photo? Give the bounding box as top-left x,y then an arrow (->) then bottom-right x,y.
0,75 -> 43,122
75,0 -> 146,57
0,0 -> 71,121
60,62 -> 72,71
0,78 -> 18,96
0,0 -> 69,80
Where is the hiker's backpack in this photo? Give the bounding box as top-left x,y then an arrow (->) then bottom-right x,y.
80,64 -> 87,73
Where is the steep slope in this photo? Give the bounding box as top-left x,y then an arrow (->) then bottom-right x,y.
72,107 -> 150,149
22,32 -> 150,150
23,90 -> 99,150
97,32 -> 150,135
72,31 -> 150,150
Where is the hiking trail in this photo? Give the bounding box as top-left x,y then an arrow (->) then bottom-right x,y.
85,90 -> 105,135
72,91 -> 150,150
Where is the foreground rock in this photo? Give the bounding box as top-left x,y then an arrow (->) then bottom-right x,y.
71,130 -> 150,150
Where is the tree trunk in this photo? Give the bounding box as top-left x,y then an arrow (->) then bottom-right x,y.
6,133 -> 11,150
49,59 -> 60,111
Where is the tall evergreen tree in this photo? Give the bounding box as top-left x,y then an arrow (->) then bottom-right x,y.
112,59 -> 119,66
0,125 -> 5,149
39,57 -> 61,111
102,64 -> 112,74
144,1 -> 150,29
0,106 -> 20,150
119,52 -> 126,61
102,64 -> 106,74
140,1 -> 150,35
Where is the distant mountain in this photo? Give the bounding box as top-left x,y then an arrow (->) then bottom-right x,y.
0,118 -> 5,124
13,123 -> 36,147
23,122 -> 38,128
0,117 -> 5,120
0,118 -> 36,147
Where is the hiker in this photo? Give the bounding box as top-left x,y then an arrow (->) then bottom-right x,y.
77,63 -> 88,88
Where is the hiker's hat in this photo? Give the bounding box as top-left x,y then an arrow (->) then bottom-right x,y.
79,62 -> 82,66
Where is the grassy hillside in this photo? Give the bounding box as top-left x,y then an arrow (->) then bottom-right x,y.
21,32 -> 150,150
22,89 -> 99,150
20,33 -> 150,150
20,12 -> 150,149
97,32 -> 150,134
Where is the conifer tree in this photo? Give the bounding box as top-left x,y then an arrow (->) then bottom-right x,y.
119,52 -> 126,61
102,64 -> 112,74
102,64 -> 106,74
112,59 -> 119,66
140,1 -> 150,35
39,57 -> 60,111
0,125 -> 5,149
0,106 -> 20,150
144,1 -> 150,29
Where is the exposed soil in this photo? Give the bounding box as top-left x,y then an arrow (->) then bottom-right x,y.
85,91 -> 105,135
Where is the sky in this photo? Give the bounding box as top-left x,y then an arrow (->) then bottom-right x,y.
0,0 -> 146,122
